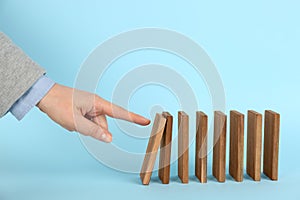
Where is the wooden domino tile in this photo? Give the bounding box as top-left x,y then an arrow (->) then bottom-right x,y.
139,109 -> 281,185
213,111 -> 227,183
195,111 -> 208,183
158,112 -> 173,184
246,110 -> 262,181
140,113 -> 166,185
263,110 -> 280,181
229,110 -> 245,182
178,111 -> 189,183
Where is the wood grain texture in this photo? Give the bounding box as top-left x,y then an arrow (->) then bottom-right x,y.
229,110 -> 245,182
213,111 -> 227,183
178,111 -> 189,183
263,110 -> 280,181
246,110 -> 262,181
140,113 -> 166,185
195,111 -> 208,183
158,112 -> 173,184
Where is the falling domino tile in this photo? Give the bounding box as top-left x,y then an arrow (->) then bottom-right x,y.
158,112 -> 173,184
263,110 -> 280,181
140,113 -> 166,185
246,110 -> 262,181
213,111 -> 227,183
195,111 -> 208,183
229,110 -> 245,182
178,111 -> 189,183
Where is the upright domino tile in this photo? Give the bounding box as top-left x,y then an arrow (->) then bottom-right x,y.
213,111 -> 227,182
195,111 -> 208,183
178,111 -> 189,183
263,110 -> 280,181
140,113 -> 166,185
246,110 -> 262,181
229,110 -> 245,182
158,112 -> 173,184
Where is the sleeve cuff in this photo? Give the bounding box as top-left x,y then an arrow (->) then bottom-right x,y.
9,76 -> 55,120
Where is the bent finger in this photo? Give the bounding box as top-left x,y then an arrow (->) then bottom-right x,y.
75,115 -> 112,143
92,115 -> 108,130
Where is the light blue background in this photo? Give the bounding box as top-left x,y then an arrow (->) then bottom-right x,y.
0,0 -> 299,199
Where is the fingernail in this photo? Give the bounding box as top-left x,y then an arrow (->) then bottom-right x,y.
100,133 -> 107,141
144,118 -> 151,125
101,133 -> 111,143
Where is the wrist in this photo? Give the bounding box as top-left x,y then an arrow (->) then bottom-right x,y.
10,76 -> 55,120
36,83 -> 59,112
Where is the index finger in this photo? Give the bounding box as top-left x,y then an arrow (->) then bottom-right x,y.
98,97 -> 151,126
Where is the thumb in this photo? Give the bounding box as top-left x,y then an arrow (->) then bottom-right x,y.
75,115 -> 112,143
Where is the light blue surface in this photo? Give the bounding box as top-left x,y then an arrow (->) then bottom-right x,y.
0,0 -> 300,199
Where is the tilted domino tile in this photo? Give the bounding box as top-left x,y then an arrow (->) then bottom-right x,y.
140,113 -> 166,185
158,112 -> 173,184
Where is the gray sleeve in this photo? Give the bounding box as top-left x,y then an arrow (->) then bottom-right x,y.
0,32 -> 46,117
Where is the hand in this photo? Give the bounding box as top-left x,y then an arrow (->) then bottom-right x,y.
36,84 -> 150,143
